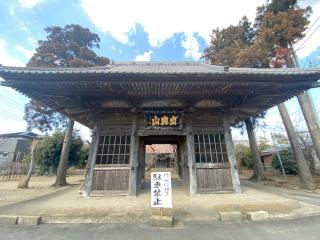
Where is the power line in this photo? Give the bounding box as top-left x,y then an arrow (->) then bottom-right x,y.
0,95 -> 26,108
0,113 -> 25,123
296,24 -> 320,50
0,99 -> 24,110
295,15 -> 320,50
304,15 -> 320,36
0,109 -> 23,118
0,93 -> 27,105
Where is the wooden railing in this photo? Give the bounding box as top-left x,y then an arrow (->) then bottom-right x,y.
92,166 -> 130,194
196,164 -> 233,192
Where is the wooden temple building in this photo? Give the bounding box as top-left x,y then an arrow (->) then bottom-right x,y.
0,62 -> 319,197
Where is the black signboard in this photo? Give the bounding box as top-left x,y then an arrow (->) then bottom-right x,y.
144,111 -> 183,130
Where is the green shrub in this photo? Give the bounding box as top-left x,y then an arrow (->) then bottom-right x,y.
272,148 -> 298,175
35,131 -> 88,175
235,144 -> 253,169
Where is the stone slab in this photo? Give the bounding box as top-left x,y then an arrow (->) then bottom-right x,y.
0,215 -> 18,225
150,215 -> 174,228
219,211 -> 243,222
17,216 -> 42,225
247,211 -> 270,221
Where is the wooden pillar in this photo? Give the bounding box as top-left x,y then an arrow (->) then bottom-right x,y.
83,126 -> 100,197
128,116 -> 139,196
182,137 -> 190,192
138,138 -> 145,189
224,122 -> 241,194
186,117 -> 197,195
177,140 -> 183,180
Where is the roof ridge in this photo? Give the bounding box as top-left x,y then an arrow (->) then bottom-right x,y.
114,61 -> 203,66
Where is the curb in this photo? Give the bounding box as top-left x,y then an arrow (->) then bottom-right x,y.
1,208 -> 320,226
0,215 -> 41,225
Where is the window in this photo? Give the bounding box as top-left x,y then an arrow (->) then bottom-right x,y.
194,134 -> 228,164
96,135 -> 131,165
0,151 -> 8,159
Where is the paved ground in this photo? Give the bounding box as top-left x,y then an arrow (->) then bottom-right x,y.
1,215 -> 320,240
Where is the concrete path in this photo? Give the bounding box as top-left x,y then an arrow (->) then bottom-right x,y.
242,180 -> 320,206
1,215 -> 320,240
0,180 -> 319,223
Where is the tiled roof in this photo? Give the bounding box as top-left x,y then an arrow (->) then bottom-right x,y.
0,61 -> 320,76
146,144 -> 174,154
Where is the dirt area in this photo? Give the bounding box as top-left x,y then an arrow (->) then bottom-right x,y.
0,170 -> 85,207
0,168 -> 319,223
240,168 -> 320,193
0,171 -> 311,223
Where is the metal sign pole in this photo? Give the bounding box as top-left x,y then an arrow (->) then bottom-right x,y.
271,133 -> 287,182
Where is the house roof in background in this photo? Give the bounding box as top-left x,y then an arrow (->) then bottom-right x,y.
0,139 -> 19,152
0,132 -> 40,140
146,144 -> 174,154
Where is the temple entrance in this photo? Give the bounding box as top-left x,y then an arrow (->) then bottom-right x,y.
137,135 -> 189,195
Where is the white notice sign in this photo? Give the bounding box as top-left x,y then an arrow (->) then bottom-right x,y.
151,172 -> 172,208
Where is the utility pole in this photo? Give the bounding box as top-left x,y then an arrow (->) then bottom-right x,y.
271,133 -> 287,182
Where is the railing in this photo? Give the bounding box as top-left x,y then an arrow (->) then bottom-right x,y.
92,166 -> 130,194
196,164 -> 233,192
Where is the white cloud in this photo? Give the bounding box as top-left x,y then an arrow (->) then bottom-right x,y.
27,37 -> 38,47
82,0 -> 320,57
74,122 -> 92,141
135,50 -> 153,61
9,6 -> 15,15
81,0 -> 264,47
19,0 -> 42,9
0,118 -> 26,134
0,39 -> 25,66
294,1 -> 320,58
181,33 -> 202,60
15,45 -> 34,59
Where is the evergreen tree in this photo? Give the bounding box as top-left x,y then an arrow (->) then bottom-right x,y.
25,24 -> 110,187
203,0 -> 314,187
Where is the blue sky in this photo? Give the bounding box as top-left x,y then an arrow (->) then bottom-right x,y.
0,0 -> 319,141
